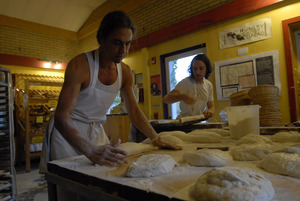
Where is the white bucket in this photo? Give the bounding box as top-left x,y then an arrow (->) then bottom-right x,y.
225,105 -> 261,139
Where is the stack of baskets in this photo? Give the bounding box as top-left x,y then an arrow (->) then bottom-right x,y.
248,85 -> 283,127
230,90 -> 252,106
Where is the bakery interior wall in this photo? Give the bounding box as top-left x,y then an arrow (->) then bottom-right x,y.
0,0 -> 299,124
124,1 -> 300,123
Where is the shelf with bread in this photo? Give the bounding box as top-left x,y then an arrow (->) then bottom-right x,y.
14,74 -> 63,172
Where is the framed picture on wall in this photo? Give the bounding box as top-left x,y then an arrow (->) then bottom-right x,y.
150,74 -> 161,97
215,50 -> 281,100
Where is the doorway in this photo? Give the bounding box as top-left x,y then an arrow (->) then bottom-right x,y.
282,16 -> 300,122
160,44 -> 206,119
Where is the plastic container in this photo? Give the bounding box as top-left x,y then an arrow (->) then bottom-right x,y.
225,105 -> 261,139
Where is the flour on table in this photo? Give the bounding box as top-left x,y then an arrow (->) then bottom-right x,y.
235,134 -> 272,145
125,154 -> 178,178
117,142 -> 158,156
258,152 -> 300,178
183,149 -> 232,167
271,131 -> 300,142
230,143 -> 280,161
191,167 -> 274,201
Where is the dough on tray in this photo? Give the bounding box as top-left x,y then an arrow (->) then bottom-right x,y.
125,154 -> 178,178
235,134 -> 272,145
258,152 -> 300,178
117,142 -> 158,156
191,167 -> 274,201
270,131 -> 300,142
183,149 -> 232,167
158,130 -> 222,143
230,143 -> 278,161
142,133 -> 184,147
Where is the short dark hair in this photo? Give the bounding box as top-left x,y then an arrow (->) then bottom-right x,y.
188,53 -> 212,79
96,11 -> 136,44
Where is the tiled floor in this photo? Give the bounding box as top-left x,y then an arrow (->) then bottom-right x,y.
15,159 -> 48,201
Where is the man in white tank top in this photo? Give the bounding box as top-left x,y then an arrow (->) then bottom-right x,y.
163,54 -> 215,119
44,11 -> 181,170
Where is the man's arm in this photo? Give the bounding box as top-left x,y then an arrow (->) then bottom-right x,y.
54,54 -> 127,166
120,63 -> 181,149
163,90 -> 197,105
203,100 -> 215,118
120,63 -> 157,141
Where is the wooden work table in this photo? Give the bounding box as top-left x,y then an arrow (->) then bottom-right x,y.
46,138 -> 300,201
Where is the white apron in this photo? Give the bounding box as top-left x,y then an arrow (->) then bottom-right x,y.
40,48 -> 122,172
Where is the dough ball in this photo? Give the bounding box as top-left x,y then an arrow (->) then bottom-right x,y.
160,135 -> 184,146
230,143 -> 276,161
117,142 -> 157,156
183,149 -> 232,167
158,130 -> 221,143
275,144 -> 300,154
258,152 -> 300,178
191,167 -> 274,201
125,154 -> 178,178
271,131 -> 300,142
235,134 -> 272,145
187,130 -> 222,143
141,133 -> 184,148
191,129 -> 230,136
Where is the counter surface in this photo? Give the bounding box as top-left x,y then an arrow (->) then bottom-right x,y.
46,137 -> 300,201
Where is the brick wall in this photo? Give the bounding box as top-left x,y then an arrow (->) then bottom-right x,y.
0,26 -> 80,62
83,0 -> 233,39
0,0 -> 233,63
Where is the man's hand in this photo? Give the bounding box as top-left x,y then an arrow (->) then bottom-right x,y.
203,109 -> 214,119
151,136 -> 183,150
88,139 -> 128,166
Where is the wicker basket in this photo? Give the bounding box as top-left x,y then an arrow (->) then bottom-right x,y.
230,90 -> 252,106
248,85 -> 282,127
248,84 -> 279,98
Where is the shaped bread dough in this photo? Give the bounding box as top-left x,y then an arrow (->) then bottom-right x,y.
191,128 -> 230,136
158,130 -> 221,143
125,154 -> 178,178
117,142 -> 158,156
275,144 -> 300,154
235,134 -> 272,145
230,143 -> 278,161
142,133 -> 184,147
191,167 -> 274,201
183,149 -> 232,167
258,152 -> 300,178
271,131 -> 300,142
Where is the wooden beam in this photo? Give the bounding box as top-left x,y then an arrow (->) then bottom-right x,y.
282,16 -> 300,122
0,54 -> 67,70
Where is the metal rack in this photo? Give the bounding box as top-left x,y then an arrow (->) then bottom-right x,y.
0,66 -> 15,200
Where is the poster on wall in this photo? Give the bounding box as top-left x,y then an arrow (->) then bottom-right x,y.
150,74 -> 161,96
219,18 -> 272,49
214,50 -> 281,100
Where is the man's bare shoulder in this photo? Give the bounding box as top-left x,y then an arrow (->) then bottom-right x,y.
67,53 -> 88,70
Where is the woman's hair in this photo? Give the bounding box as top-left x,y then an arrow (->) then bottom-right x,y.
97,11 -> 136,44
188,53 -> 212,79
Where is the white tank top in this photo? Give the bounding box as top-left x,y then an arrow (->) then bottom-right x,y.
71,48 -> 122,123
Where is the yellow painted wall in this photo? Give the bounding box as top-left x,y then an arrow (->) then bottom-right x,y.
126,2 -> 300,124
